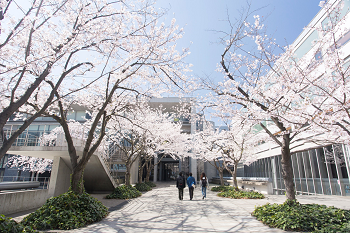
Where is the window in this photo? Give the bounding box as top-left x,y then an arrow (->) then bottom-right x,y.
295,30 -> 319,59
28,125 -> 39,131
67,111 -> 75,120
315,50 -> 322,61
85,112 -> 92,120
111,164 -> 126,170
330,30 -> 350,51
76,111 -> 86,121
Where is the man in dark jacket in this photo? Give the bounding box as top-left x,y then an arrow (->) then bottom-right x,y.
176,172 -> 186,200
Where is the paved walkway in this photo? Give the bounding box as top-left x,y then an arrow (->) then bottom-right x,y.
45,182 -> 349,233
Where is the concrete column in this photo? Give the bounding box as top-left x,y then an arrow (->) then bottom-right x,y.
190,157 -> 197,182
130,157 -> 139,184
332,145 -> 345,196
179,158 -> 182,173
190,100 -> 197,181
271,157 -> 278,195
153,156 -> 158,182
48,156 -> 71,197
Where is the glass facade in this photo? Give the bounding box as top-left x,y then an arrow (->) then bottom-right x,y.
244,144 -> 350,196
4,124 -> 60,147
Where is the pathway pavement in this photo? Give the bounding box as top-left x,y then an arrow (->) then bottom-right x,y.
47,182 -> 350,233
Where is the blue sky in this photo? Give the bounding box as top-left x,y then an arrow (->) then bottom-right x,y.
155,0 -> 321,79
155,0 -> 322,125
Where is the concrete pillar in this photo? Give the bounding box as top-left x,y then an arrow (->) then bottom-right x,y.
190,100 -> 197,182
190,157 -> 197,183
179,158 -> 182,173
153,156 -> 158,182
271,157 -> 278,195
130,157 -> 139,184
48,156 -> 71,197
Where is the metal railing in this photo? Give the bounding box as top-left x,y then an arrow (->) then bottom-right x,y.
4,125 -> 52,147
0,176 -> 50,190
4,124 -> 122,186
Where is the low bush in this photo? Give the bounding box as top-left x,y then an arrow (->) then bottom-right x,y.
135,182 -> 152,192
21,191 -> 108,231
106,185 -> 142,199
0,214 -> 36,232
145,181 -> 156,187
211,185 -> 233,192
252,199 -> 350,232
218,189 -> 265,199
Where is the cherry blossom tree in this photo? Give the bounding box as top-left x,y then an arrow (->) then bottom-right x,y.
192,118 -> 260,187
215,120 -> 260,189
108,103 -> 187,185
6,155 -> 52,177
0,0 -> 192,166
13,0 -> 192,194
192,125 -> 226,186
205,1 -> 350,200
271,1 -> 350,144
137,111 -> 186,183
209,13 -> 301,200
0,0 -> 99,159
201,1 -> 348,200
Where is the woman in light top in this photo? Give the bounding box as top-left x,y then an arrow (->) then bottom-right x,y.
199,172 -> 209,199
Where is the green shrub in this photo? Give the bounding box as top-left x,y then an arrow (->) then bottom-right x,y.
106,185 -> 142,199
145,181 -> 156,187
252,199 -> 350,232
21,191 -> 108,231
0,214 -> 36,232
135,182 -> 152,192
211,185 -> 234,192
218,189 -> 265,199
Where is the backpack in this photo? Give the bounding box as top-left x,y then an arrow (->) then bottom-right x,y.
177,176 -> 184,188
201,178 -> 207,187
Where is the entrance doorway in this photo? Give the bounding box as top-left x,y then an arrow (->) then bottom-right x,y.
162,162 -> 179,181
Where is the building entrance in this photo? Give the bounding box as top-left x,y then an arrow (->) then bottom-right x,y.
162,162 -> 179,181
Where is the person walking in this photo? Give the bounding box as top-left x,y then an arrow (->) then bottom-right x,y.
176,172 -> 186,200
200,172 -> 209,199
187,172 -> 196,200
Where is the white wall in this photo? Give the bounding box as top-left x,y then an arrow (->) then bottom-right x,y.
0,189 -> 49,215
48,156 -> 71,197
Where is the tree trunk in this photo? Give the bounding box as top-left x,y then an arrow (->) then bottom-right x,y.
145,161 -> 152,182
145,172 -> 150,183
280,134 -> 296,200
70,166 -> 85,194
219,169 -> 224,186
125,163 -> 131,186
233,163 -> 238,189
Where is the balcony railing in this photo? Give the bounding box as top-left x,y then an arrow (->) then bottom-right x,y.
0,176 -> 50,190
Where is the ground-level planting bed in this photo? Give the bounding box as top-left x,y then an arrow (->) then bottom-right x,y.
135,182 -> 152,192
144,181 -> 156,188
211,185 -> 265,199
1,214 -> 37,232
106,184 -> 142,199
21,191 -> 108,230
252,199 -> 350,232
